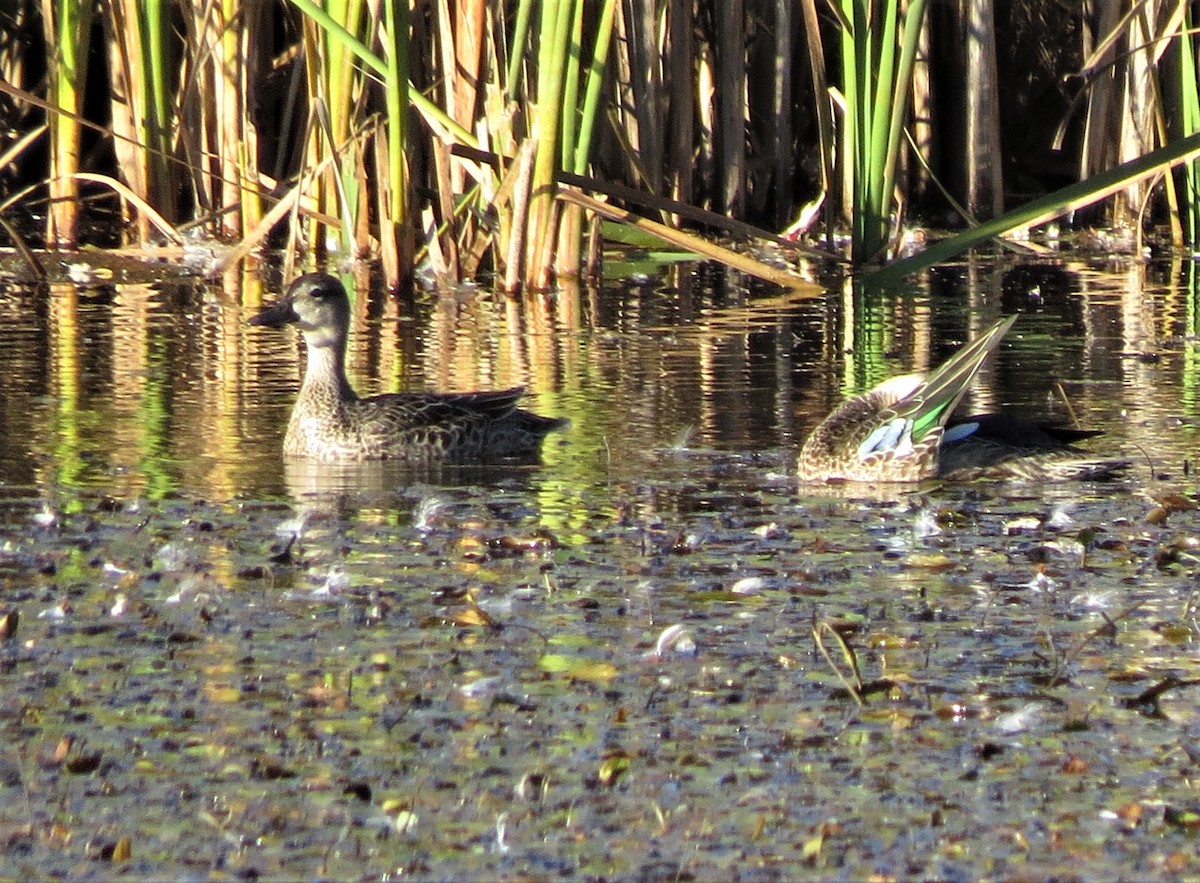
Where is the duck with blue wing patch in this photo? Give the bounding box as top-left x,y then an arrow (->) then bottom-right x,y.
796,316 -> 1129,483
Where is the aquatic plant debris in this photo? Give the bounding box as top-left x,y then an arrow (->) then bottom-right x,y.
1,464 -> 1199,878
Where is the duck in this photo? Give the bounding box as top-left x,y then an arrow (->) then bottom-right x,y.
796,315 -> 1130,483
248,273 -> 567,463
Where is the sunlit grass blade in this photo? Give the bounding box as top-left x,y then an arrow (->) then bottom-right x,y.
870,130 -> 1200,284
1177,12 -> 1200,246
558,0 -> 616,278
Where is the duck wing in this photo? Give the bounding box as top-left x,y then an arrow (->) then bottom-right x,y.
860,315 -> 1018,457
354,387 -> 564,460
798,316 -> 1016,481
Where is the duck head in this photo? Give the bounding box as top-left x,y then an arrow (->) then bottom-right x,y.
249,273 -> 351,350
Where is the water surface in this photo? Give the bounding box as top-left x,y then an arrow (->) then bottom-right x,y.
3,255 -> 1200,879
1,255 -> 1196,506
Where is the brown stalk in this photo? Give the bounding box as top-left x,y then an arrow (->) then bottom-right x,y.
503,140 -> 537,292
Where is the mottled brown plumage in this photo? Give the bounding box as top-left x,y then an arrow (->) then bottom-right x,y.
797,316 -> 1129,483
249,274 -> 566,462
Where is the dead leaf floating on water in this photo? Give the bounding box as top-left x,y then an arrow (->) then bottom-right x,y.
37,601 -> 69,620
452,602 -> 496,627
85,835 -> 131,862
32,504 -> 58,529
1004,515 -> 1044,534
1155,491 -> 1195,511
395,810 -> 418,834
38,736 -> 74,769
488,532 -> 561,554
1154,536 -> 1200,569
1061,754 -> 1089,774
903,552 -> 955,572
596,750 -> 631,787
648,623 -> 696,658
250,755 -> 297,780
539,654 -> 619,682
729,576 -> 767,595
1101,801 -> 1144,830
993,702 -> 1044,734
413,496 -> 448,531
1146,490 -> 1196,525
0,608 -> 17,640
459,675 -> 504,697
753,522 -> 786,539
109,594 -> 127,617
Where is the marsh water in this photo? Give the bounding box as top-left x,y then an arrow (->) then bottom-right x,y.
4,252 -> 1200,879
4,256 -> 1197,501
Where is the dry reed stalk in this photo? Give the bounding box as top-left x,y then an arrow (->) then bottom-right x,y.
504,139 -> 537,292
771,0 -> 794,229
908,3 -> 932,208
452,0 -> 486,194
666,0 -> 694,212
429,136 -> 461,277
1079,0 -> 1162,225
963,0 -> 1003,218
623,0 -> 664,194
106,0 -> 152,242
714,0 -> 745,216
183,0 -> 264,240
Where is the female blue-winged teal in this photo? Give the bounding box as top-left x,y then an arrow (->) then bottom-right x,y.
797,316 -> 1129,483
249,273 -> 566,462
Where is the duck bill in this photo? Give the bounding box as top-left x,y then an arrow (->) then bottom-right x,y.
248,299 -> 296,328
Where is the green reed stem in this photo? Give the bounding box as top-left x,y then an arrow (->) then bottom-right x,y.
560,2 -> 583,169
1177,15 -> 1200,245
291,0 -> 471,147
837,0 -> 928,263
506,0 -> 536,98
571,0 -> 616,176
44,0 -> 94,245
525,0 -> 575,287
382,0 -> 409,235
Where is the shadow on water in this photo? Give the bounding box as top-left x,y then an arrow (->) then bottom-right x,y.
4,254 -> 1200,878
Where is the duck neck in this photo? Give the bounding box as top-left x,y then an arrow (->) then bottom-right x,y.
300,338 -> 358,403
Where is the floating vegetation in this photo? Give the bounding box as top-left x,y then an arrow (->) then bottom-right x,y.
2,445 -> 1200,877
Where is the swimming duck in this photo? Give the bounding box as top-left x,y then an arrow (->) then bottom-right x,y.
796,316 -> 1129,483
249,273 -> 566,462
